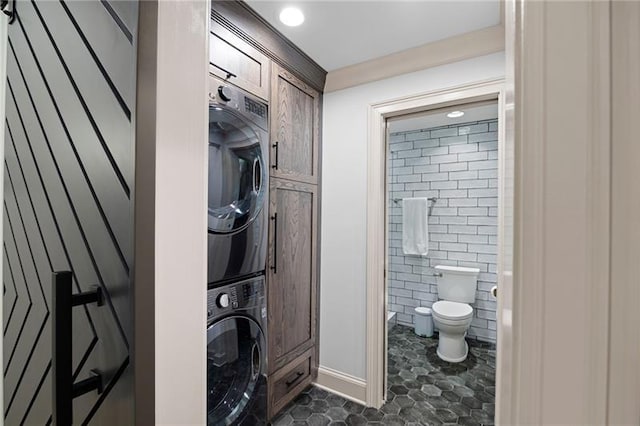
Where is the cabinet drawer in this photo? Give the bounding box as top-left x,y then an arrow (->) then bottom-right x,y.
268,350 -> 314,419
273,356 -> 311,403
209,21 -> 270,101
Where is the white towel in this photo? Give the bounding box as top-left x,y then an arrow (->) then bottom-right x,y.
402,198 -> 429,256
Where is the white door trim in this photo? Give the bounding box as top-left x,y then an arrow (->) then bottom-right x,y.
365,79 -> 508,410
504,1 -> 613,423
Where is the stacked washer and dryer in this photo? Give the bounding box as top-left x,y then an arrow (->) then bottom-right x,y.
207,76 -> 269,425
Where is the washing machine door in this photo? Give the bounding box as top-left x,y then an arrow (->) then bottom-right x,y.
208,316 -> 266,425
208,106 -> 266,234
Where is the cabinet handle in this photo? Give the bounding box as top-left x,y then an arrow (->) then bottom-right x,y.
52,271 -> 104,425
211,63 -> 237,80
285,371 -> 304,387
272,142 -> 279,170
270,213 -> 277,274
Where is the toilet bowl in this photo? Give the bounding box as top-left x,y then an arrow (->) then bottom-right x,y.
432,265 -> 480,363
432,300 -> 474,362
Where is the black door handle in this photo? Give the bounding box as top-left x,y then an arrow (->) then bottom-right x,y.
52,271 -> 105,425
272,142 -> 279,170
2,0 -> 16,24
270,213 -> 277,274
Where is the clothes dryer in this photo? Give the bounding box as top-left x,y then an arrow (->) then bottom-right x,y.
208,77 -> 268,286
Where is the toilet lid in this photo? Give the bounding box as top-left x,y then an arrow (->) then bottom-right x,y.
432,301 -> 473,320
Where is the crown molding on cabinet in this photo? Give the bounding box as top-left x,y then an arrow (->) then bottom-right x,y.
211,1 -> 327,92
324,25 -> 505,93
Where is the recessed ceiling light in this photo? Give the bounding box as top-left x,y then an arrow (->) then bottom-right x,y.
279,7 -> 304,27
447,111 -> 465,118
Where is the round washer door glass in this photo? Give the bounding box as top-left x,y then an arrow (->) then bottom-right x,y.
208,106 -> 266,234
208,316 -> 265,425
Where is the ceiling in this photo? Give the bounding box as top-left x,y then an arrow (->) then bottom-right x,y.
245,1 -> 501,71
388,102 -> 498,133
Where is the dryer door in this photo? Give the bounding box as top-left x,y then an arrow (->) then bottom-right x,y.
208,316 -> 266,425
208,106 -> 266,234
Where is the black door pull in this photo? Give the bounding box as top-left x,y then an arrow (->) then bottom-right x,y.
270,213 -> 278,274
52,271 -> 105,425
272,142 -> 279,170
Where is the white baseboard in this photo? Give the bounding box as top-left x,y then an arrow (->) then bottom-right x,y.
314,366 -> 367,406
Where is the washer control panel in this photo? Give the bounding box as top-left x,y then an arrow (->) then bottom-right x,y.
208,276 -> 265,321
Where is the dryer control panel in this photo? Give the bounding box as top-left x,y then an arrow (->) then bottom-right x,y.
208,75 -> 268,131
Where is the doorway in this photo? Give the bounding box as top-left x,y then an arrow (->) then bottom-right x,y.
385,101 -> 499,424
365,80 -> 512,424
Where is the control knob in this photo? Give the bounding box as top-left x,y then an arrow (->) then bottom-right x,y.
217,293 -> 230,308
218,86 -> 232,102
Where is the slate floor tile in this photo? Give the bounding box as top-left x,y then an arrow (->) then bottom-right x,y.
307,414 -> 331,426
271,325 -> 495,425
361,407 -> 384,422
343,401 -> 365,415
326,407 -> 349,422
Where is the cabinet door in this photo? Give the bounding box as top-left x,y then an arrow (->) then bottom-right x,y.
210,21 -> 270,100
270,63 -> 320,184
268,179 -> 318,373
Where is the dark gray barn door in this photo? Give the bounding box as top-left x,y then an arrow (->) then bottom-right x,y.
3,0 -> 137,424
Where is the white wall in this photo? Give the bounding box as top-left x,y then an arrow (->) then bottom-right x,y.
320,52 -> 505,380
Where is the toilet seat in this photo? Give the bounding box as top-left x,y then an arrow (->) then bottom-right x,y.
432,301 -> 473,321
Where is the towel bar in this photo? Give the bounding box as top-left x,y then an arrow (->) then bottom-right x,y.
393,197 -> 438,216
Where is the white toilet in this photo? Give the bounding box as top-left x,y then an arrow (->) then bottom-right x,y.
431,265 -> 480,363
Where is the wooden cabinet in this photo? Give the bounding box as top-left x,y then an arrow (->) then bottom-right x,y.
209,21 -> 270,100
267,179 -> 318,416
270,63 -> 320,184
266,65 -> 321,416
267,179 -> 318,372
266,65 -> 321,421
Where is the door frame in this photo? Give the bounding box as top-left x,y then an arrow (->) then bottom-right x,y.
364,79 -> 510,418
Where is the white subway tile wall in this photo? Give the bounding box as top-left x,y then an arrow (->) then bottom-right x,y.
387,119 -> 498,343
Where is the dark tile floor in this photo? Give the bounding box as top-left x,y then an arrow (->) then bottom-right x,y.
271,325 -> 496,426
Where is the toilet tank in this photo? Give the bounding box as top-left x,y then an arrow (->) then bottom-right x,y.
435,265 -> 480,303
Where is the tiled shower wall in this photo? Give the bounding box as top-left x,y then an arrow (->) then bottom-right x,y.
387,118 -> 498,343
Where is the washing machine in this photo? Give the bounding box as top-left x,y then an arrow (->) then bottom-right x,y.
207,275 -> 267,425
208,76 -> 269,286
